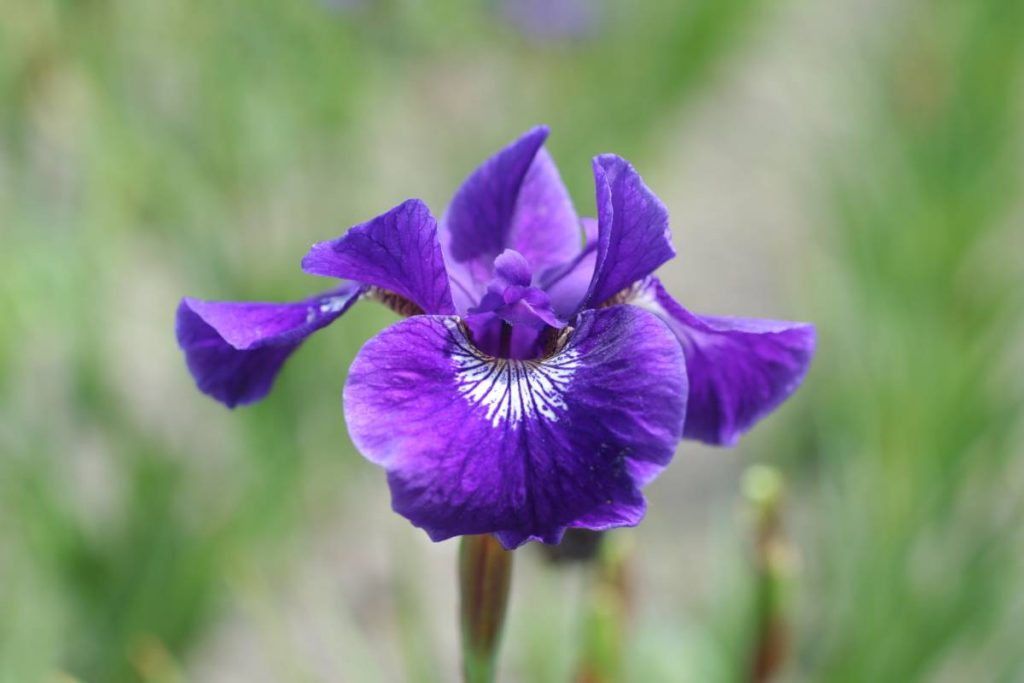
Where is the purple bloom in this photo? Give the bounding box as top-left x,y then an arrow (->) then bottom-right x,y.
176,127 -> 815,548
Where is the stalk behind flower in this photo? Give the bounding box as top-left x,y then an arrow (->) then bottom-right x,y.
459,534 -> 514,683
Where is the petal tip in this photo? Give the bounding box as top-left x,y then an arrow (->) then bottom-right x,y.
524,124 -> 550,142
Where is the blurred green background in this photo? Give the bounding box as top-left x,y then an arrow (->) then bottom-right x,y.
1,0 -> 1022,681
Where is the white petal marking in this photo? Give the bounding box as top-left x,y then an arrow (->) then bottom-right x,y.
444,320 -> 579,428
319,295 -> 352,315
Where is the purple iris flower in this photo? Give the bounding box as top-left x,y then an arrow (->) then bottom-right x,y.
176,127 -> 815,548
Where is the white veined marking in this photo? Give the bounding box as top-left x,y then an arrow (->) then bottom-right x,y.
444,320 -> 580,429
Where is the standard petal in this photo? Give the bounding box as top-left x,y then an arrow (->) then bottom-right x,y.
637,279 -> 816,446
443,127 -> 581,309
344,305 -> 686,548
541,217 -> 598,317
302,199 -> 456,315
579,155 -> 675,310
176,284 -> 362,407
508,146 -> 582,268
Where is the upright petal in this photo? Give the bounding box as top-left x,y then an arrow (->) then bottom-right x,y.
508,146 -> 582,269
579,155 -> 675,310
176,284 -> 362,407
636,279 -> 815,446
443,127 -> 581,309
344,305 -> 686,548
541,217 -> 598,317
303,199 -> 455,315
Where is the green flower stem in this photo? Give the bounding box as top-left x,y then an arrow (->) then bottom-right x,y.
459,534 -> 514,683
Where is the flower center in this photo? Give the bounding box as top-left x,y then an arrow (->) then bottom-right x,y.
466,249 -> 566,359
445,319 -> 580,428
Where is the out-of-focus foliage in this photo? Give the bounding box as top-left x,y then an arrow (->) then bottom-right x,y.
0,0 -> 1021,681
796,0 -> 1024,680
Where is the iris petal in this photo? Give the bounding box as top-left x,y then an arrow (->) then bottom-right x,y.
579,155 -> 675,311
636,279 -> 816,446
442,127 -> 581,311
344,305 -> 686,548
508,146 -> 582,268
542,217 -> 598,317
303,199 -> 456,315
176,284 -> 363,407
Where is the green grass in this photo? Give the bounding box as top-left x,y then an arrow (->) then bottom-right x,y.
795,0 -> 1024,680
